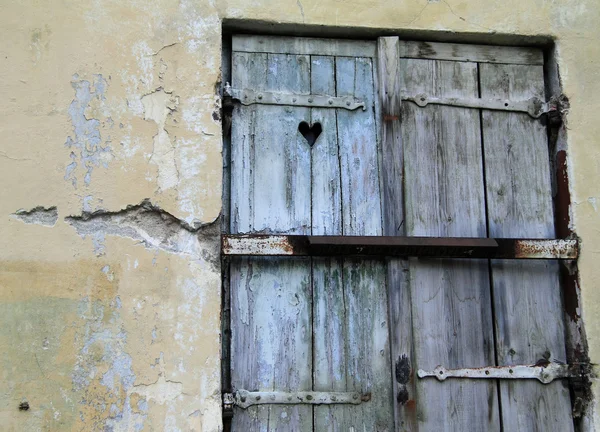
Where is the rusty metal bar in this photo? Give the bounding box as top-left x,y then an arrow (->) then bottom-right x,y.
221,235 -> 578,260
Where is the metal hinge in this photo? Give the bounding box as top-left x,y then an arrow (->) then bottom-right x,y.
402,93 -> 557,118
223,390 -> 371,409
418,362 -> 589,384
223,83 -> 366,111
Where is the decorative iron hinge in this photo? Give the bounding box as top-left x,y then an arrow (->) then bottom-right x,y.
223,83 -> 366,111
402,93 -> 556,118
223,390 -> 371,409
418,362 -> 589,384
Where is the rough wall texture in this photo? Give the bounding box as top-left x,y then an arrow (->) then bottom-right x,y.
1,0 -> 599,430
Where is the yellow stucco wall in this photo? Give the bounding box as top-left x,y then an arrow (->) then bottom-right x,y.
1,0 -> 599,430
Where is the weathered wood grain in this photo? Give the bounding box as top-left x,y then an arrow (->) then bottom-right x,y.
337,55 -> 394,431
402,56 -> 499,431
480,62 -> 573,432
230,257 -> 313,431
400,41 -> 543,65
233,34 -> 377,58
230,51 -> 313,431
378,36 -> 417,432
310,53 -> 347,431
310,55 -> 341,236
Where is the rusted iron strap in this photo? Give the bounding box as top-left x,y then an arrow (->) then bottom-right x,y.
226,390 -> 371,409
222,235 -> 578,259
418,362 -> 590,384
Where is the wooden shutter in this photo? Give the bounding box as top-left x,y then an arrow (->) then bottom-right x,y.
225,34 -> 574,432
228,35 -> 394,431
379,37 -> 572,431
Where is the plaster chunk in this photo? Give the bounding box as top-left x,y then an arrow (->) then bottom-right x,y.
65,199 -> 219,263
12,206 -> 58,227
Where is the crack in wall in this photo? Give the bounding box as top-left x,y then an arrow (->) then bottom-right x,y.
12,206 -> 58,227
65,199 -> 219,266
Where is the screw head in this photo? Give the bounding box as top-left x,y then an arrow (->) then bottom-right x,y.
346,101 -> 351,106
257,94 -> 263,100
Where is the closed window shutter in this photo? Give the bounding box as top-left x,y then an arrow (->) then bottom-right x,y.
225,35 -> 574,432
381,37 -> 572,431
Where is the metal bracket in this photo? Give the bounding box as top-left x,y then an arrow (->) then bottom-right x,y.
223,390 -> 371,409
402,93 -> 553,118
418,362 -> 586,384
222,235 -> 578,260
223,83 -> 366,111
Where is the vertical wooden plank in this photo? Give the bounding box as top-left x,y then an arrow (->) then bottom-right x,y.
230,257 -> 312,431
336,57 -> 383,236
480,63 -> 573,432
230,51 -> 266,235
402,57 -> 499,431
378,37 -> 417,432
310,55 -> 347,431
230,51 -> 313,431
310,56 -> 341,236
337,56 -> 394,431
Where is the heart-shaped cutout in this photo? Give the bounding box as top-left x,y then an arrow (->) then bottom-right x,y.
298,121 -> 322,147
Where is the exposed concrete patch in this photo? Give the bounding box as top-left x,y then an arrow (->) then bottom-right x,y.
64,74 -> 113,188
65,199 -> 219,264
12,206 -> 58,226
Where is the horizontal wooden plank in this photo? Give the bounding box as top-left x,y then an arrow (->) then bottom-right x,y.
222,235 -> 578,259
233,35 -> 377,58
399,41 -> 543,65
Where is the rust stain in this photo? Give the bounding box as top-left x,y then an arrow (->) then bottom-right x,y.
383,115 -> 399,122
555,150 -> 572,238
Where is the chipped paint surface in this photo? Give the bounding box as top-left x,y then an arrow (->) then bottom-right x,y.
1,0 -> 600,430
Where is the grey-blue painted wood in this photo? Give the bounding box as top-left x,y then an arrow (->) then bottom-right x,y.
230,51 -> 313,431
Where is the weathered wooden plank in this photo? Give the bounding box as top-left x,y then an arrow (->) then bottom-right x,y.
377,36 -> 416,432
310,56 -> 341,235
230,51 -> 266,234
233,34 -> 377,58
336,56 -> 394,431
309,53 -> 348,431
402,57 -> 499,431
400,41 -> 543,65
230,51 -> 313,431
480,62 -> 573,432
230,257 -> 313,431
336,57 -> 382,236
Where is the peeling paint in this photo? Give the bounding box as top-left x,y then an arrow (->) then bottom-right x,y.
64,74 -> 113,188
142,89 -> 180,192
